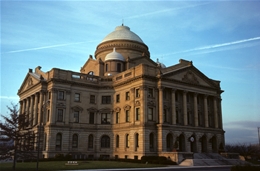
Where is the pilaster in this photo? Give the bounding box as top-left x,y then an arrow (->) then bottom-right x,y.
183,91 -> 187,126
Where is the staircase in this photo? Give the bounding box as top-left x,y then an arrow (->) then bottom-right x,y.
179,153 -> 250,166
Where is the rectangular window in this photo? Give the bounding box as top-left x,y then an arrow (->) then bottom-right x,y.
148,88 -> 153,98
125,91 -> 130,100
136,89 -> 140,98
48,91 -> 51,100
116,112 -> 119,124
135,108 -> 140,121
102,96 -> 111,104
116,94 -> 120,103
163,109 -> 167,122
47,110 -> 50,122
148,108 -> 153,121
125,110 -> 130,122
74,111 -> 79,123
89,112 -> 94,124
90,95 -> 95,104
57,109 -> 63,122
75,93 -> 80,102
58,91 -> 64,100
101,113 -> 111,124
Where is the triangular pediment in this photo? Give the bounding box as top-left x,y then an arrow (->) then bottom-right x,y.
162,66 -> 219,88
19,72 -> 42,93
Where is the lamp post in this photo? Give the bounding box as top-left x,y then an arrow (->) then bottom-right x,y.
36,100 -> 49,171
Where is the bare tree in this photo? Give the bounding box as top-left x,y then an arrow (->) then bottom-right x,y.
226,143 -> 260,160
0,103 -> 36,170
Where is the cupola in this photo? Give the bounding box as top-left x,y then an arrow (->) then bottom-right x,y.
105,48 -> 125,62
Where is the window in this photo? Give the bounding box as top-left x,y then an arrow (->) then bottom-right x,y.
135,89 -> 140,98
166,134 -> 173,151
88,134 -> 93,148
148,88 -> 153,97
125,91 -> 130,100
135,133 -> 139,149
48,91 -> 51,100
90,95 -> 95,104
101,113 -> 111,124
116,94 -> 120,103
175,93 -> 179,102
102,96 -> 111,104
135,108 -> 140,121
101,135 -> 110,148
56,133 -> 62,151
58,91 -> 64,100
116,135 -> 119,148
148,108 -> 153,121
72,134 -> 78,148
126,134 -> 129,148
89,112 -> 94,124
149,133 -> 154,150
57,109 -> 63,122
117,63 -> 121,72
116,112 -> 119,124
105,64 -> 108,72
75,93 -> 80,102
163,109 -> 167,123
125,110 -> 130,122
74,111 -> 79,123
47,110 -> 50,122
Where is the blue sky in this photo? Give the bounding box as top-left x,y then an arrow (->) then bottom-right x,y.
1,0 -> 260,144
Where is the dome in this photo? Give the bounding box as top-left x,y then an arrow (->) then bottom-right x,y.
156,59 -> 166,68
101,25 -> 144,43
105,48 -> 125,61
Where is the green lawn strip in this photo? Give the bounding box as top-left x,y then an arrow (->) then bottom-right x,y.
0,161 -> 166,171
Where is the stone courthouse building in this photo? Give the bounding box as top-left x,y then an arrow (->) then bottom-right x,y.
18,25 -> 225,160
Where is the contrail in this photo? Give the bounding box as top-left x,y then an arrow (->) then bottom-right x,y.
2,41 -> 97,54
126,2 -> 213,19
160,36 -> 260,57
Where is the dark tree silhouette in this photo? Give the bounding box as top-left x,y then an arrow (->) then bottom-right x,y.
0,103 -> 36,170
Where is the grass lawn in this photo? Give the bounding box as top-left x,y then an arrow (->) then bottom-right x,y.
0,161 -> 166,171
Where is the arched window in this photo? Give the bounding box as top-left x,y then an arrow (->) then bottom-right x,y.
56,133 -> 62,151
88,134 -> 93,149
116,135 -> 119,148
149,133 -> 154,150
126,134 -> 129,148
101,135 -> 110,148
72,134 -> 78,148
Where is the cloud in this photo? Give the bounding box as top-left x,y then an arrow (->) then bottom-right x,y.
157,36 -> 260,58
1,41 -> 98,54
125,2 -> 213,19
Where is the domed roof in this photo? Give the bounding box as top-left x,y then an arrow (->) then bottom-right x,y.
105,48 -> 125,62
101,25 -> 144,43
157,59 -> 166,68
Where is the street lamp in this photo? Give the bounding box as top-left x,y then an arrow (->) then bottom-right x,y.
36,100 -> 49,171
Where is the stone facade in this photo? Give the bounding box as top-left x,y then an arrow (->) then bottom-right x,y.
18,25 -> 225,160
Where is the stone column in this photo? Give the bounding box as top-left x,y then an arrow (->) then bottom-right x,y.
50,89 -> 57,124
29,96 -> 34,126
218,98 -> 223,129
194,93 -> 198,127
19,101 -> 23,115
204,95 -> 209,128
214,97 -> 219,128
158,86 -> 164,124
33,93 -> 39,125
142,86 -> 147,123
38,91 -> 44,124
65,90 -> 71,124
183,91 -> 187,126
171,89 -> 176,125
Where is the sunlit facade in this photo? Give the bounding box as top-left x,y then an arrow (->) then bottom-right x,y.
18,25 -> 225,161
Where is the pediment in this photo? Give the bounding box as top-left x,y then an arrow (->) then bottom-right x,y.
163,66 -> 218,88
71,105 -> 83,111
19,73 -> 42,93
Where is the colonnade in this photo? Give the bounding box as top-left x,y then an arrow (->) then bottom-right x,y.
19,90 -> 47,127
158,87 -> 222,129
